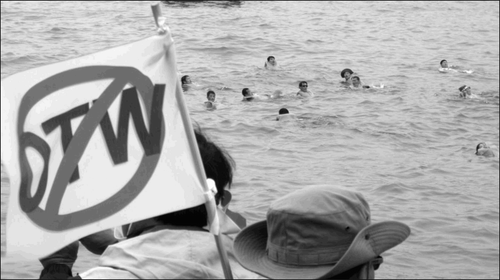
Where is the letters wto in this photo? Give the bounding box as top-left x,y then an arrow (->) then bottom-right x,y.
19,84 -> 165,213
44,85 -> 165,182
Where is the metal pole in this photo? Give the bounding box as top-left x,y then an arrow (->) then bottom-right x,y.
150,3 -> 233,279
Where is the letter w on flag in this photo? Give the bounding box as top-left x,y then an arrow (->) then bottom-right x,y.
1,25 -> 208,259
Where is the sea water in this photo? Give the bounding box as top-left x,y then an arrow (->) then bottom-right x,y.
1,1 -> 499,279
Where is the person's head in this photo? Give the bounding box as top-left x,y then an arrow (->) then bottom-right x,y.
440,60 -> 448,68
476,142 -> 489,155
181,75 -> 192,85
267,56 -> 276,66
341,68 -> 354,80
276,108 -> 293,121
475,142 -> 496,157
207,90 -> 216,102
298,81 -> 308,91
233,186 -> 410,279
278,108 -> 289,115
458,85 -> 471,97
242,88 -> 254,100
351,75 -> 361,87
126,128 -> 235,237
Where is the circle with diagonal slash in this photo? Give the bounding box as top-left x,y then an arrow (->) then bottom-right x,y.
17,66 -> 165,231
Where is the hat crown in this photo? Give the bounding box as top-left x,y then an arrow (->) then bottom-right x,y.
266,186 -> 370,266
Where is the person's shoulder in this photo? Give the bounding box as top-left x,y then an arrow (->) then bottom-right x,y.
477,148 -> 497,157
205,101 -> 216,109
270,90 -> 284,98
297,91 -> 313,97
277,114 -> 296,121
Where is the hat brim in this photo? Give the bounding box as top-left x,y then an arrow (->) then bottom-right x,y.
234,220 -> 410,279
341,69 -> 353,78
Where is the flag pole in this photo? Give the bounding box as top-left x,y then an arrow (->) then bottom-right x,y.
150,3 -> 233,279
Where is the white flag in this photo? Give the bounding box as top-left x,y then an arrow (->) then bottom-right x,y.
1,30 -> 207,259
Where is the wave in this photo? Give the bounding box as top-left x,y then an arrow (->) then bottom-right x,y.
161,1 -> 242,8
1,55 -> 40,66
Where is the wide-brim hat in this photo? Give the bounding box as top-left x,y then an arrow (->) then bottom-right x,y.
234,220 -> 410,279
233,185 -> 411,279
340,68 -> 353,78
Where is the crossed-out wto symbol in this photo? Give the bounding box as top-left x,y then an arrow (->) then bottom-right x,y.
17,66 -> 165,231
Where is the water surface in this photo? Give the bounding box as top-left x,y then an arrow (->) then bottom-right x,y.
1,1 -> 499,279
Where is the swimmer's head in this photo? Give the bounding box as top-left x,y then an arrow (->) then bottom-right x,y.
341,68 -> 354,79
278,108 -> 289,115
351,75 -> 361,87
242,88 -> 254,101
459,85 -> 470,91
476,142 -> 489,155
181,75 -> 192,85
298,81 -> 308,91
242,88 -> 252,97
266,56 -> 276,66
207,90 -> 216,102
440,60 -> 448,68
459,85 -> 471,97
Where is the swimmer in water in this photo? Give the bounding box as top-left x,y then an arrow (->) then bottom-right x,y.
340,68 -> 354,85
276,108 -> 289,121
439,60 -> 458,72
205,90 -> 217,108
439,60 -> 473,74
276,108 -> 297,121
242,88 -> 283,101
440,60 -> 451,69
296,81 -> 314,97
268,90 -> 284,99
265,56 -> 277,69
458,85 -> 476,98
277,108 -> 289,120
181,75 -> 192,91
475,142 -> 498,157
350,75 -> 370,89
242,88 -> 256,101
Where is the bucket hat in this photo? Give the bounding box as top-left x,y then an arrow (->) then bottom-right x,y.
340,68 -> 354,78
233,186 -> 410,279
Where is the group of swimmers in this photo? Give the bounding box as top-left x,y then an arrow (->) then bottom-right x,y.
439,59 -> 476,99
180,56 -> 372,111
180,56 -> 496,158
438,60 -> 498,157
340,68 -> 371,89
